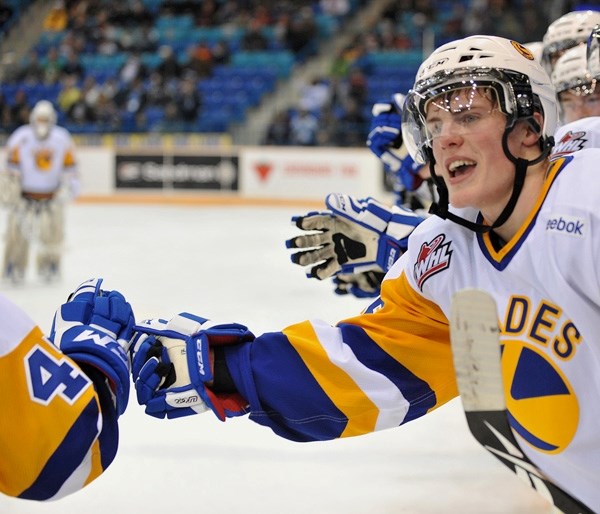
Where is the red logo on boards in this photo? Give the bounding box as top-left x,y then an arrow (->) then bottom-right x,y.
255,163 -> 272,182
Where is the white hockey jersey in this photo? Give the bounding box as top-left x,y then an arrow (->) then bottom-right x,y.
551,116 -> 600,157
5,124 -> 78,196
226,149 -> 600,511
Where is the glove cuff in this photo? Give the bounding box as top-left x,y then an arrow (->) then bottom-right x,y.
61,326 -> 130,416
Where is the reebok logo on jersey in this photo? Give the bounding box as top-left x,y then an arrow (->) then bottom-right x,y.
546,215 -> 584,237
413,234 -> 452,290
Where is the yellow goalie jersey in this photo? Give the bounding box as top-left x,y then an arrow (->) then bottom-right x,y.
0,293 -> 118,501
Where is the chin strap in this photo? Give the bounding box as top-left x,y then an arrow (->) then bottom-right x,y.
428,130 -> 554,234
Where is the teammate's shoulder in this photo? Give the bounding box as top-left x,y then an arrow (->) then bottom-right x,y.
552,116 -> 600,157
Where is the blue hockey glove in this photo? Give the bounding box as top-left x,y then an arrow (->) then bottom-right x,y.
130,313 -> 254,421
286,193 -> 424,280
333,270 -> 386,298
367,93 -> 425,192
49,278 -> 135,416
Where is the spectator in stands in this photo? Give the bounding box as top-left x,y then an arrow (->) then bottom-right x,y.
285,7 -> 317,57
115,76 -> 147,117
43,1 -> 67,31
345,67 -> 368,106
320,0 -> 350,18
145,71 -> 168,108
14,50 -> 44,84
289,108 -> 319,146
42,47 -> 64,85
264,109 -> 291,145
58,74 -> 82,120
184,43 -> 214,78
241,18 -> 269,51
0,0 -> 13,31
119,52 -> 148,85
10,90 -> 30,129
194,0 -> 219,27
156,45 -> 183,82
298,77 -> 331,114
60,50 -> 85,82
212,40 -> 231,65
333,98 -> 366,147
176,74 -> 202,124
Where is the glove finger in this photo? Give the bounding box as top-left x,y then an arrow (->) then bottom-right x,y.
309,257 -> 339,280
287,232 -> 330,250
291,246 -> 335,267
294,214 -> 334,231
136,358 -> 167,404
69,278 -> 102,302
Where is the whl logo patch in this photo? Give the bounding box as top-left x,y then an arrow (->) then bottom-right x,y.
414,234 -> 452,290
552,130 -> 587,157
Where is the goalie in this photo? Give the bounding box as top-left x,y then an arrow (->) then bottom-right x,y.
1,100 -> 80,283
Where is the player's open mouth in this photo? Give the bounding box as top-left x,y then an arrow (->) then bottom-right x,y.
448,159 -> 476,178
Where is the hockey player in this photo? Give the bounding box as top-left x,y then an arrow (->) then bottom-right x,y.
130,36 -> 599,511
2,99 -> 79,283
551,43 -> 600,156
0,278 -> 135,500
541,9 -> 600,73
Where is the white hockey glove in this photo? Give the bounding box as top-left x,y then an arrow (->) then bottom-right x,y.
286,193 -> 424,279
49,278 -> 135,416
130,313 -> 254,421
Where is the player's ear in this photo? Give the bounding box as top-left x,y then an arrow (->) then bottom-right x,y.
522,112 -> 544,148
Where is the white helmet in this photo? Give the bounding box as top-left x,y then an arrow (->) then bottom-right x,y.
402,35 -> 558,165
542,10 -> 600,72
588,24 -> 600,79
523,41 -> 543,62
551,44 -> 596,95
29,100 -> 57,139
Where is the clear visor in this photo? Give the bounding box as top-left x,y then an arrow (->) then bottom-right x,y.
555,77 -> 598,96
542,39 -> 583,72
402,70 -> 517,164
589,29 -> 600,80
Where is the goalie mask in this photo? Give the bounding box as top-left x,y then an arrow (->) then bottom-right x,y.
401,35 -> 558,233
30,100 -> 57,140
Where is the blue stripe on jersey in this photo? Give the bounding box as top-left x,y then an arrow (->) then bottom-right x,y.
19,398 -> 100,500
226,332 -> 350,442
338,322 -> 436,422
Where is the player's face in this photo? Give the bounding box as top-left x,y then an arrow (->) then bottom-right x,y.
426,87 -> 517,214
559,90 -> 600,123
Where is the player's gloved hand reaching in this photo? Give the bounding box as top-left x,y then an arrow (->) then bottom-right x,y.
367,93 -> 425,193
333,270 -> 386,298
49,278 -> 135,415
286,193 -> 424,280
130,313 -> 254,421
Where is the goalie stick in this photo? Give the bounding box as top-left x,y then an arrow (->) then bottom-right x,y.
450,289 -> 592,514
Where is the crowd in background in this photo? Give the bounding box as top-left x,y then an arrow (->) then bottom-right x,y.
0,0 -> 594,143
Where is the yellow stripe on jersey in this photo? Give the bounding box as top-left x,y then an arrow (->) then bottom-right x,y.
481,157 -> 568,260
343,272 -> 459,410
283,321 -> 380,437
0,326 -> 97,496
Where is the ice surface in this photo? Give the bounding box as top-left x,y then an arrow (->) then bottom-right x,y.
0,202 -> 553,514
